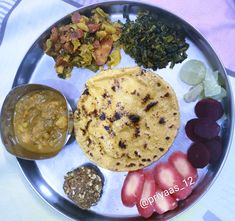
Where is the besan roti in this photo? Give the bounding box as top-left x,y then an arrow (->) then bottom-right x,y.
74,67 -> 180,171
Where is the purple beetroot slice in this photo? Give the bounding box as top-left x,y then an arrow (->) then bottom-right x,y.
195,98 -> 224,121
185,119 -> 206,142
205,138 -> 222,164
214,136 -> 222,143
194,118 -> 220,140
187,142 -> 210,168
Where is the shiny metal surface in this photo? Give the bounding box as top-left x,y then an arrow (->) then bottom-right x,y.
10,1 -> 234,220
0,84 -> 73,160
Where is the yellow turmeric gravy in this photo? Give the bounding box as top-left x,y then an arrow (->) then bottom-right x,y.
13,90 -> 68,154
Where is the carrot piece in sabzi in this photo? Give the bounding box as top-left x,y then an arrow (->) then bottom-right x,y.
93,38 -> 113,65
71,12 -> 81,23
88,23 -> 101,33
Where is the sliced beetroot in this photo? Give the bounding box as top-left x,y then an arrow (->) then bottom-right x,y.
185,119 -> 198,141
205,138 -> 222,164
214,136 -> 222,143
195,98 -> 224,121
187,142 -> 210,168
185,119 -> 205,142
194,118 -> 220,140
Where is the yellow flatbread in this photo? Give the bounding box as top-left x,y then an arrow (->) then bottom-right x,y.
74,67 -> 180,171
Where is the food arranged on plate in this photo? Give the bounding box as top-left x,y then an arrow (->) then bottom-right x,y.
0,5 -> 231,220
185,98 -> 224,168
180,59 -> 227,102
13,89 -> 69,154
43,8 -> 190,79
120,10 -> 189,70
63,165 -> 103,209
74,66 -> 180,171
121,151 -> 198,218
43,8 -> 122,78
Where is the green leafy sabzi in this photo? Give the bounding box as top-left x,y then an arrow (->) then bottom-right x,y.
120,11 -> 189,70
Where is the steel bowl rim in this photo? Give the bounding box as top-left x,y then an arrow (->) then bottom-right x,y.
1,83 -> 73,160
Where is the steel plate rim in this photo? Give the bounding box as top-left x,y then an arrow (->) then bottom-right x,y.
16,159 -> 74,221
14,0 -> 234,220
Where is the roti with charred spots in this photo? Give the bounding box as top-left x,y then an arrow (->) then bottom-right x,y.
74,67 -> 180,171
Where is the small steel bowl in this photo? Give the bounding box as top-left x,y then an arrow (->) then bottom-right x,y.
0,84 -> 73,160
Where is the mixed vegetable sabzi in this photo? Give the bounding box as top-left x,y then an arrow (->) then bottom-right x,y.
43,8 -> 122,78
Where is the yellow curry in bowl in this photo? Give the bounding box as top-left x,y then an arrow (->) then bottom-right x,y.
13,89 -> 68,154
0,84 -> 72,160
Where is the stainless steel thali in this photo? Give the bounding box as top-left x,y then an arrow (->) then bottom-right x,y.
12,1 -> 234,220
